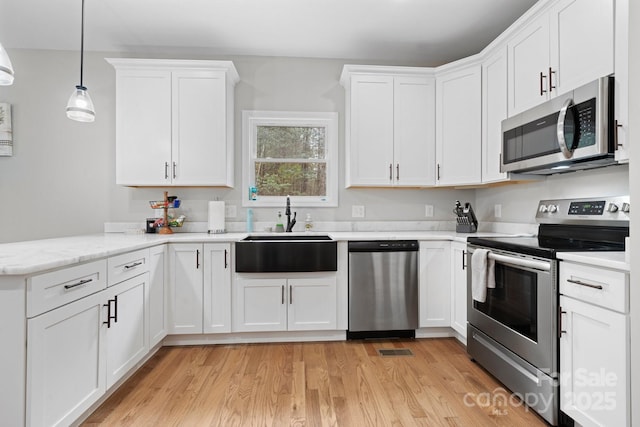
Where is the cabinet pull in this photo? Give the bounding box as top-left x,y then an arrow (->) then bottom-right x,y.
64,278 -> 92,290
124,261 -> 142,270
539,72 -> 547,95
290,285 -> 293,304
389,163 -> 393,181
462,251 -> 467,270
396,163 -> 400,181
164,162 -> 169,179
548,67 -> 556,92
196,249 -> 200,269
558,307 -> 567,336
567,278 -> 603,290
172,162 -> 177,179
224,249 -> 228,269
281,285 -> 285,305
103,297 -> 117,328
437,164 -> 441,181
113,294 -> 118,324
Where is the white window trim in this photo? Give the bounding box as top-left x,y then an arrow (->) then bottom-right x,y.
242,110 -> 339,208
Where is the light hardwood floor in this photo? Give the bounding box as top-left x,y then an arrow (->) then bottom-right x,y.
82,338 -> 547,426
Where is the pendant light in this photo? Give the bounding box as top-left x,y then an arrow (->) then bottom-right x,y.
0,42 -> 14,85
66,0 -> 95,122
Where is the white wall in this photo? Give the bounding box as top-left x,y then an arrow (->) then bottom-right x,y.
0,49 -> 473,243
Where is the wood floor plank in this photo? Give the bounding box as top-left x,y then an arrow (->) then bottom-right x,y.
82,338 -> 548,427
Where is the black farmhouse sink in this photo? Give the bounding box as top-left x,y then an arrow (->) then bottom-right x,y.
235,234 -> 337,273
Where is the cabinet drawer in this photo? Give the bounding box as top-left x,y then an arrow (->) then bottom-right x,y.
27,260 -> 107,317
560,261 -> 628,313
108,248 -> 150,287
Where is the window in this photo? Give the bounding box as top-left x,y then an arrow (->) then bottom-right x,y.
242,111 -> 338,207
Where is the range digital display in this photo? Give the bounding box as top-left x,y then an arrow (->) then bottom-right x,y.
568,200 -> 605,215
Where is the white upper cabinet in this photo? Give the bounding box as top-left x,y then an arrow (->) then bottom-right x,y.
507,0 -> 614,115
341,66 -> 436,187
482,47 -> 509,183
435,63 -> 482,186
107,59 -> 239,187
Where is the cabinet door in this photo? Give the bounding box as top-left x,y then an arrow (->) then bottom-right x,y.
436,65 -> 482,186
450,242 -> 468,339
168,244 -> 203,334
418,241 -> 451,327
482,48 -> 509,183
347,74 -> 395,186
148,245 -> 167,348
393,76 -> 436,186
288,276 -> 337,331
105,273 -> 148,389
172,70 -> 230,186
27,292 -> 106,427
549,0 -> 614,95
203,243 -> 231,333
560,295 -> 628,426
507,15 -> 550,115
115,69 -> 172,186
234,277 -> 287,332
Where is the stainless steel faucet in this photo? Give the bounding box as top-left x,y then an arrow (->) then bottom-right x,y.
285,196 -> 296,232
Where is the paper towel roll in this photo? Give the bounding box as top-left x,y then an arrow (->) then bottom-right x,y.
208,201 -> 225,234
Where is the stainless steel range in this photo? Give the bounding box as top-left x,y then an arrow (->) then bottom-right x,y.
466,196 -> 629,426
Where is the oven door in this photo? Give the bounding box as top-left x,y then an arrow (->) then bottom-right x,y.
467,245 -> 557,375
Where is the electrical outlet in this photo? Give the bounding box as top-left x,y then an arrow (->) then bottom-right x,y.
352,205 -> 365,218
494,204 -> 502,218
225,205 -> 237,218
425,204 -> 434,217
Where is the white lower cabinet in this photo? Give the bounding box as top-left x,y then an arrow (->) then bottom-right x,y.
148,245 -> 168,348
450,241 -> 468,339
27,291 -> 106,427
559,261 -> 629,426
233,274 -> 337,332
168,243 -> 231,334
418,241 -> 451,327
104,273 -> 149,389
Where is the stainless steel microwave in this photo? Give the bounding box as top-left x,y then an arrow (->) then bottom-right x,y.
500,76 -> 617,175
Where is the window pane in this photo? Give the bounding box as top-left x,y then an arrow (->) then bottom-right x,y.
256,126 -> 326,159
255,162 -> 327,196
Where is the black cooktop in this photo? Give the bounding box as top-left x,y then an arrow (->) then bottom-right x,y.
468,224 -> 628,259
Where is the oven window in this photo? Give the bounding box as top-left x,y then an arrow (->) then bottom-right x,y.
473,263 -> 538,342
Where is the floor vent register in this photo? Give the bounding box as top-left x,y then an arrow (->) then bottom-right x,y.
377,348 -> 414,357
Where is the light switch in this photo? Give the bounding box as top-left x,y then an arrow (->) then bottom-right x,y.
425,205 -> 434,217
494,204 -> 502,218
352,205 -> 365,218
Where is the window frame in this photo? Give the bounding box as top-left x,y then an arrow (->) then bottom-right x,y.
242,110 -> 339,207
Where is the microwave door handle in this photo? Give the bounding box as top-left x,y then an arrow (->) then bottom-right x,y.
557,98 -> 575,159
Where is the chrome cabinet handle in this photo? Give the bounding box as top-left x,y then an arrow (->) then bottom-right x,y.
461,251 -> 467,270
64,278 -> 92,290
281,285 -> 285,305
224,249 -> 228,269
557,98 -> 574,159
540,72 -> 547,95
437,164 -> 441,181
172,162 -> 177,179
567,278 -> 603,290
124,261 -> 142,270
164,162 -> 169,179
289,285 -> 293,304
615,120 -> 623,148
196,249 -> 200,269
389,163 -> 393,181
548,67 -> 556,92
396,164 -> 400,181
558,307 -> 567,336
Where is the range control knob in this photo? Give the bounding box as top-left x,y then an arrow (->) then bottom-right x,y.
608,203 -> 619,213
622,202 -> 630,213
539,205 -> 548,213
547,204 -> 558,213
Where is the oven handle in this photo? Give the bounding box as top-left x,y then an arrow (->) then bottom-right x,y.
488,252 -> 551,272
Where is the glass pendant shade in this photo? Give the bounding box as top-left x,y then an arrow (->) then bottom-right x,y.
0,43 -> 15,86
66,85 -> 95,122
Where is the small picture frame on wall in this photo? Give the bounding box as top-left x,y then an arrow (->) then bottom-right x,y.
0,103 -> 13,156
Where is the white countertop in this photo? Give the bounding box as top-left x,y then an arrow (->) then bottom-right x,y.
0,230 -> 505,276
557,251 -> 630,272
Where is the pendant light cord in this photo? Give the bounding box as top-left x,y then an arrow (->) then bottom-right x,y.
79,0 -> 85,87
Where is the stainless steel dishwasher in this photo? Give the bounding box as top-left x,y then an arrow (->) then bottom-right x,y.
347,240 -> 419,339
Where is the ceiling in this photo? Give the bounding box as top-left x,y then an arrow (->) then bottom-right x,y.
1,0 -> 538,66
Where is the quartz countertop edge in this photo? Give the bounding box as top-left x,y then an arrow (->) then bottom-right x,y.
557,251 -> 630,272
0,231 -> 517,276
